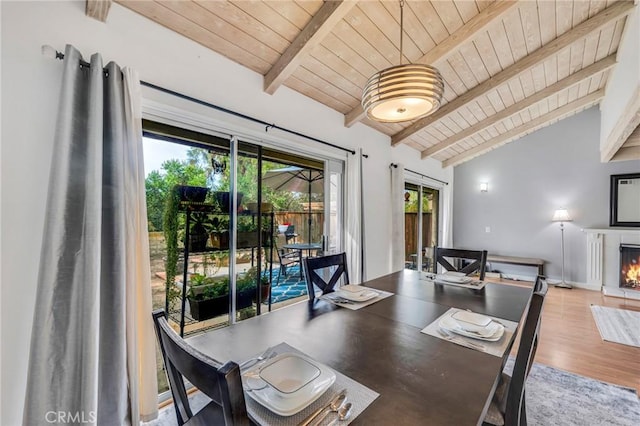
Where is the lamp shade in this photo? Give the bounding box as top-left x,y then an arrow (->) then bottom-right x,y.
362,64 -> 445,123
552,208 -> 572,222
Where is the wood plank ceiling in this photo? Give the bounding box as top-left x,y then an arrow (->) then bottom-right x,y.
116,0 -> 636,167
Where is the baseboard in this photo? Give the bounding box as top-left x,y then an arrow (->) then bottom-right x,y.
602,287 -> 640,300
546,279 -> 600,291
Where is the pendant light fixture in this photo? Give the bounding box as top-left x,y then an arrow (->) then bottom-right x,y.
362,0 -> 445,123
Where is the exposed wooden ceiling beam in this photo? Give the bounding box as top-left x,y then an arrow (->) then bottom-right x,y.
610,146 -> 640,162
392,1 -> 635,147
344,0 -> 519,127
86,0 -> 112,22
624,125 -> 640,148
264,0 -> 357,95
601,85 -> 640,162
442,90 -> 605,168
421,54 -> 617,159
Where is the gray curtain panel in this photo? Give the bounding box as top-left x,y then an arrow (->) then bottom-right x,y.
24,45 -> 132,425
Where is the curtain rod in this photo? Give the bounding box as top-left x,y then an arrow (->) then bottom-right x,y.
390,163 -> 449,185
47,47 -> 357,156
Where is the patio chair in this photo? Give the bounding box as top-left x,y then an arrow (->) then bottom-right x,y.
483,276 -> 549,426
264,239 -> 300,286
152,310 -> 251,426
303,252 -> 349,301
284,224 -> 297,243
433,247 -> 488,280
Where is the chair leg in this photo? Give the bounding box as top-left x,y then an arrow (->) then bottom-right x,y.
519,391 -> 527,426
276,269 -> 282,286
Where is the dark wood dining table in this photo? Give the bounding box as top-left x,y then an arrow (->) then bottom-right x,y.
188,270 -> 533,425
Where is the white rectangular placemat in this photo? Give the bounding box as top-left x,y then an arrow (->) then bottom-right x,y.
243,342 -> 379,425
320,288 -> 393,310
421,308 -> 518,357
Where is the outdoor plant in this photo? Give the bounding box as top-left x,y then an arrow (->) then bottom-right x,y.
186,271 -> 257,321
209,216 -> 230,250
187,268 -> 265,302
187,274 -> 229,301
187,212 -> 212,252
163,185 -> 182,311
237,216 -> 257,232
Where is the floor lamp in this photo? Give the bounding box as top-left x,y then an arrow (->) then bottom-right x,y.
552,208 -> 572,289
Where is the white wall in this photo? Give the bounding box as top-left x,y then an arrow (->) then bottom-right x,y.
452,107 -> 639,285
0,2 -> 453,424
599,6 -> 639,151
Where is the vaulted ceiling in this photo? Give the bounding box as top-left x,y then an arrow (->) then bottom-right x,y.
109,0 -> 637,167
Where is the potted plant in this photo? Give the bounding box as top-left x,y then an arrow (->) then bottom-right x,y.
213,191 -> 244,213
177,185 -> 208,203
209,216 -> 230,250
241,266 -> 271,303
237,217 -> 259,248
260,273 -> 271,302
186,273 -> 255,321
187,212 -> 211,252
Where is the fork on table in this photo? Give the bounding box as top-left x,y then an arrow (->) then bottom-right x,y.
437,328 -> 486,351
239,346 -> 276,370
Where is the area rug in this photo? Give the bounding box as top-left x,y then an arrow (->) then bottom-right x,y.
262,265 -> 308,304
590,305 -> 640,348
504,359 -> 640,426
147,360 -> 640,426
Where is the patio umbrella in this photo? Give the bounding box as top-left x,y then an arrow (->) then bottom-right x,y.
262,166 -> 324,244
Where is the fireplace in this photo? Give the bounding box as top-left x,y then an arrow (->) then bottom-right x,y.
620,244 -> 640,289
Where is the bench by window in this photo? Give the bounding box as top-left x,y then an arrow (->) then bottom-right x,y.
486,255 -> 545,276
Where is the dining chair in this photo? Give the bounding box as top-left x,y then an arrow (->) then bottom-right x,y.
483,276 -> 549,426
303,252 -> 350,301
433,247 -> 488,280
152,310 -> 251,426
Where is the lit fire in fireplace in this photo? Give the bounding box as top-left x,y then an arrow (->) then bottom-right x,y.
620,244 -> 640,289
624,261 -> 640,286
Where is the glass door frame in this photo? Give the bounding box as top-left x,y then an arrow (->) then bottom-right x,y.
324,159 -> 345,255
405,177 -> 443,273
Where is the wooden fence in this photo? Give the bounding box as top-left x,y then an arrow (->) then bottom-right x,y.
273,211 -> 324,244
404,212 -> 434,262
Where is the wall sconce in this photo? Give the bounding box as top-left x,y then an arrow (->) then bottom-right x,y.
480,182 -> 489,192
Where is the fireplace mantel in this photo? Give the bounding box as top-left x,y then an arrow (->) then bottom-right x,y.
582,228 -> 640,300
582,228 -> 640,235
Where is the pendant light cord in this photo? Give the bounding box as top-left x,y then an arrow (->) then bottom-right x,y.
399,0 -> 405,65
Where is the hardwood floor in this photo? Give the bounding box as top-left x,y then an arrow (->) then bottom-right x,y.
500,280 -> 640,393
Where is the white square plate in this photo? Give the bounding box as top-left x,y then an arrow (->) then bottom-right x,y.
335,288 -> 379,302
436,274 -> 473,284
242,353 -> 336,416
439,312 -> 504,341
259,354 -> 320,395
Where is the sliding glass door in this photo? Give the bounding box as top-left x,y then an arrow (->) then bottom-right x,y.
142,119 -> 344,328
404,183 -> 440,272
142,121 -> 346,394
